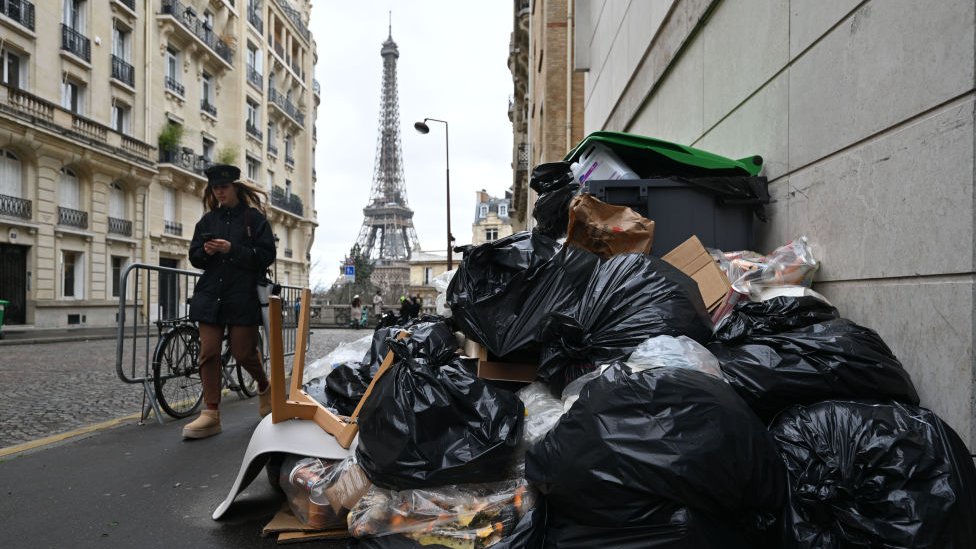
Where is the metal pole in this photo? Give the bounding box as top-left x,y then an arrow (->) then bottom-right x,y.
445,121 -> 452,271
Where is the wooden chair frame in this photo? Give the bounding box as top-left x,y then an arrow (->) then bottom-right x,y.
267,290 -> 404,449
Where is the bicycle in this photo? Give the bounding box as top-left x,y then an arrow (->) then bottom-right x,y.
151,313 -> 267,419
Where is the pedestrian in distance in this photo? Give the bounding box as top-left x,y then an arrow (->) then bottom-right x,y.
350,295 -> 366,328
398,295 -> 410,324
410,295 -> 422,319
372,290 -> 384,322
182,164 -> 276,439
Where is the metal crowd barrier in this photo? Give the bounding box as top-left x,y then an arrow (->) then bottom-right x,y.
114,262 -> 307,424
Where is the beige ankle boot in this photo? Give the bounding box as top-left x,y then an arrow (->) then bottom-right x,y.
182,409 -> 221,439
258,386 -> 272,418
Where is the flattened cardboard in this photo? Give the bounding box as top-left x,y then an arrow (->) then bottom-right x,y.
263,505 -> 349,544
462,339 -> 537,383
662,235 -> 732,311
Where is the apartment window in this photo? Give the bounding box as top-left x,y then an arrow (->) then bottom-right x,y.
246,43 -> 261,72
202,10 -> 214,31
1,49 -> 26,89
60,168 -> 81,209
111,256 -> 127,298
284,134 -> 292,157
61,78 -> 85,115
266,169 -> 274,189
109,181 -> 125,219
246,156 -> 259,182
246,99 -> 259,127
112,23 -> 129,61
485,227 -> 499,241
424,267 -> 433,285
110,101 -> 130,134
202,72 -> 213,104
285,179 -> 292,197
498,204 -> 508,217
0,148 -> 23,197
479,204 -> 488,218
165,47 -> 182,94
267,122 -> 276,142
202,137 -> 215,162
62,250 -> 83,298
163,186 -> 176,224
63,0 -> 85,30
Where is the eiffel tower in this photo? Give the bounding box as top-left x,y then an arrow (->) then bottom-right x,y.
354,25 -> 421,279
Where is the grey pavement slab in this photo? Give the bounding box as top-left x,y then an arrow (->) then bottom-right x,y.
0,397 -> 349,548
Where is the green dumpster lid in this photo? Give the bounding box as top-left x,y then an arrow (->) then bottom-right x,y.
564,131 -> 764,177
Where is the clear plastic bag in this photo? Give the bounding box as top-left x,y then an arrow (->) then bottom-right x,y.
280,455 -> 372,529
516,382 -> 564,446
719,237 -> 819,296
303,333 -> 374,383
348,477 -> 537,548
432,268 -> 457,318
625,335 -> 722,378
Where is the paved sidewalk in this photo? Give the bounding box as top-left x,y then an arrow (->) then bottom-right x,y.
0,397 -> 349,548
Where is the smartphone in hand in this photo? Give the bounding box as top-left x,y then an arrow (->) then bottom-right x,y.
201,232 -> 215,241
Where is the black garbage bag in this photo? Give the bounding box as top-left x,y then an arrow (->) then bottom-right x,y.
530,161 -> 579,239
536,248 -> 713,393
771,400 -> 976,548
544,503 -> 752,549
448,232 -> 593,359
526,363 -> 785,527
709,317 -> 920,422
357,339 -> 525,490
715,296 -> 840,343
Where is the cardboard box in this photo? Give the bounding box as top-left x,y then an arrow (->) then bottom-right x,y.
662,235 -> 732,312
462,339 -> 537,383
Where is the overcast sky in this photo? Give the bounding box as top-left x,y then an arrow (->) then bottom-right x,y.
307,2 -> 514,288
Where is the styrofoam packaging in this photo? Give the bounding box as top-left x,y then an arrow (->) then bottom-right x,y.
571,142 -> 639,185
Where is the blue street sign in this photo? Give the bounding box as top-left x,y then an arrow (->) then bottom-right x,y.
343,264 -> 355,279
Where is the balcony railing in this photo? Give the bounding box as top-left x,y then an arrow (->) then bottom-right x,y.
159,0 -> 234,66
61,24 -> 91,62
247,8 -> 262,33
273,0 -> 309,42
1,0 -> 35,30
284,155 -> 294,167
164,76 -> 184,96
267,142 -> 277,156
201,99 -> 217,117
118,0 -> 135,11
1,83 -> 155,164
517,142 -> 529,171
108,216 -> 133,236
283,248 -> 293,258
58,206 -> 88,229
158,148 -> 213,175
268,88 -> 304,126
271,186 -> 303,216
290,60 -> 303,80
0,193 -> 31,219
163,220 -> 183,236
111,55 -> 135,87
245,123 -> 263,140
247,66 -> 262,89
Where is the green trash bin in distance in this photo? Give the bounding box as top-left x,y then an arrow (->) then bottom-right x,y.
564,131 -> 764,178
0,300 -> 7,338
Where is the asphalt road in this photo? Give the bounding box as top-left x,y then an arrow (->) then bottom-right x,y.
0,327 -> 369,449
0,327 -> 369,548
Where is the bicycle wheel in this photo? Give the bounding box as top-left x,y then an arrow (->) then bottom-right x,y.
231,331 -> 267,398
152,325 -> 203,419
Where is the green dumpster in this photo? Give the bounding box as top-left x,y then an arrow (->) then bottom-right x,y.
0,300 -> 7,338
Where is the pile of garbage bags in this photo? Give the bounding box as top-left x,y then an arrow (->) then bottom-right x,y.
274,142 -> 975,548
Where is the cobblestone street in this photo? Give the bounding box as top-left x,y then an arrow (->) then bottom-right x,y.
0,328 -> 367,449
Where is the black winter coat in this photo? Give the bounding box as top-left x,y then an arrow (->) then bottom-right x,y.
188,202 -> 276,325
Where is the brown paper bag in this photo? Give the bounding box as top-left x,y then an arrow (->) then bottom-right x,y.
566,193 -> 655,258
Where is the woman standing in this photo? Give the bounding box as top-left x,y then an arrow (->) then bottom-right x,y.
182,164 -> 277,439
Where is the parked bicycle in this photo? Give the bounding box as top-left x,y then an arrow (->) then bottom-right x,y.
151,312 -> 267,419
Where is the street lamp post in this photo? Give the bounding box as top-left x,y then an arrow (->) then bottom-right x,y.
413,118 -> 453,271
